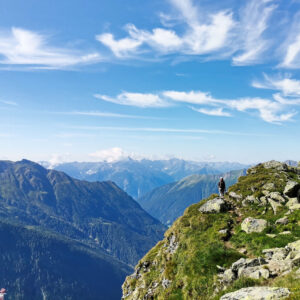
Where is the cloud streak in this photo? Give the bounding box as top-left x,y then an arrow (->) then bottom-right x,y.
0,27 -> 102,69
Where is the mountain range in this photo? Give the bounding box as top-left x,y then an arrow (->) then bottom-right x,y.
0,159 -> 166,299
139,169 -> 246,225
46,159 -> 249,199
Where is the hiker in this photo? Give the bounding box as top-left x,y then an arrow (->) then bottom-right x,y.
218,177 -> 226,197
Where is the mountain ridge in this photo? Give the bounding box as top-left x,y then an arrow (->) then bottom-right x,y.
122,161 -> 300,299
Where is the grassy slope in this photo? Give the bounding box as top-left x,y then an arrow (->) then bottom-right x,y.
123,163 -> 300,299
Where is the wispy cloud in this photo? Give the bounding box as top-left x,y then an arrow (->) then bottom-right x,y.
97,88 -> 296,124
0,27 -> 102,69
233,0 -> 276,65
253,74 -> 300,97
95,0 -> 282,66
96,0 -> 235,59
0,99 -> 17,106
94,92 -> 169,107
66,125 -> 272,137
191,106 -> 231,117
57,110 -> 161,119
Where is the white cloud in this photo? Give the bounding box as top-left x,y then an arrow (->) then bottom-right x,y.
94,92 -> 169,108
163,90 -> 218,105
233,0 -> 276,65
253,74 -> 300,97
96,0 -> 234,58
191,106 -> 231,117
226,97 -> 295,123
0,27 -> 102,69
89,147 -> 130,162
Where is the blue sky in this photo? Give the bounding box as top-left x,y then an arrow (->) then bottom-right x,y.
0,0 -> 300,164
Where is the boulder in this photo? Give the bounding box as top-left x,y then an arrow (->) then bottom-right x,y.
269,192 -> 286,203
286,197 -> 300,211
284,181 -> 300,197
263,161 -> 288,171
262,248 -> 289,260
262,182 -> 276,191
229,191 -> 242,200
222,269 -> 236,283
268,198 -> 282,215
287,240 -> 300,252
241,217 -> 267,233
268,259 -> 294,276
237,266 -> 269,280
275,216 -> 289,225
231,257 -> 267,272
220,287 -> 290,300
199,198 -> 228,214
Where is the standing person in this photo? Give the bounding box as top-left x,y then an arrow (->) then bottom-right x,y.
218,177 -> 226,197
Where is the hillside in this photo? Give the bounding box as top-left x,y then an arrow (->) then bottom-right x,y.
0,159 -> 166,266
0,220 -> 131,300
51,159 -> 248,199
122,161 -> 300,299
139,169 -> 246,225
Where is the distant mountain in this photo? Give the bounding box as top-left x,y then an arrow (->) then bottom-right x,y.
139,169 -> 246,225
0,160 -> 166,266
284,160 -> 298,167
50,159 -> 249,199
0,220 -> 131,300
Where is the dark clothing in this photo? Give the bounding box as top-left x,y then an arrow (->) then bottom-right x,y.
218,180 -> 226,191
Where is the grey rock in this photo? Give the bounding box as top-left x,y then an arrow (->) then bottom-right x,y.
269,192 -> 286,203
199,197 -> 229,214
268,259 -> 294,276
263,182 -> 276,191
220,287 -> 290,300
275,216 -> 289,225
222,269 -> 236,283
231,257 -> 267,272
229,191 -> 242,200
164,234 -> 178,254
162,278 -> 171,289
263,248 -> 289,260
286,197 -> 300,211
263,160 -> 288,171
241,217 -> 268,233
238,266 -> 269,280
279,231 -> 291,235
245,195 -> 258,204
268,198 -> 282,215
284,181 -> 300,197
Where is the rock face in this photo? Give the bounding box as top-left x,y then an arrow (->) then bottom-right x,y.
284,181 -> 300,197
199,197 -> 229,213
262,160 -> 288,171
220,287 -> 290,300
241,217 -> 267,233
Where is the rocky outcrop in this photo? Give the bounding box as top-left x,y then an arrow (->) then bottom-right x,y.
284,181 -> 300,197
262,161 -> 289,171
241,217 -> 267,233
218,239 -> 300,287
198,197 -> 229,213
220,287 -> 290,300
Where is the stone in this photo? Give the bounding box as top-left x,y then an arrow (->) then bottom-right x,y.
199,197 -> 229,213
286,198 -> 300,211
284,181 -> 300,197
220,287 -> 290,300
241,217 -> 267,233
245,195 -> 258,204
287,240 -> 300,252
162,278 -> 171,289
268,198 -> 282,215
263,248 -> 289,260
260,196 -> 268,205
279,231 -> 291,235
263,182 -> 276,191
238,266 -> 269,280
165,234 -> 179,254
229,191 -> 242,200
275,216 -> 289,225
231,257 -> 267,272
268,259 -> 294,276
269,192 -> 286,203
222,269 -> 236,283
263,160 -> 288,171
266,234 -> 276,238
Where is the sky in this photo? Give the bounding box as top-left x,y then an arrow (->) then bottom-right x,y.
0,0 -> 300,164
